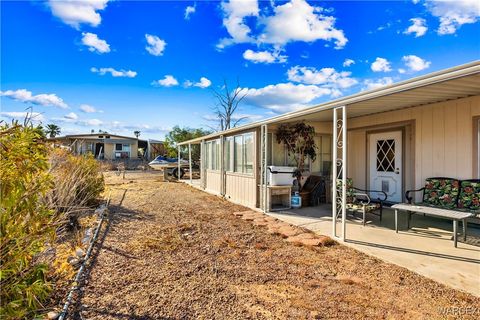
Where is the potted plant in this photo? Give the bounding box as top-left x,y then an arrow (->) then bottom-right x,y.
275,122 -> 317,184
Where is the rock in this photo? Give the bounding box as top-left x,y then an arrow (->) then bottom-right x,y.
252,219 -> 269,227
263,216 -> 277,222
82,228 -> 93,245
47,311 -> 59,319
75,248 -> 85,258
277,226 -> 301,238
299,238 -> 323,247
241,214 -> 256,221
317,236 -> 336,247
233,210 -> 253,216
68,257 -> 81,268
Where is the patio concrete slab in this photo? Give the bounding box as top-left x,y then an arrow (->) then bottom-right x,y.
267,205 -> 480,297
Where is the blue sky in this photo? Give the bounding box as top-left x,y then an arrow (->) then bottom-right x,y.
1,0 -> 479,139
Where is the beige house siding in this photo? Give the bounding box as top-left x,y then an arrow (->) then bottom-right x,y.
225,173 -> 256,207
104,140 -> 138,159
104,143 -> 114,160
205,170 -> 222,194
346,95 -> 480,198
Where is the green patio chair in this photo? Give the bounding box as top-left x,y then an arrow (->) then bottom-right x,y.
337,178 -> 388,226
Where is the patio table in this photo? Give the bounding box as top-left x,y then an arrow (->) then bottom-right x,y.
391,203 -> 474,247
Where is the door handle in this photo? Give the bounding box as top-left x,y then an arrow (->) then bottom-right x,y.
395,168 -> 400,174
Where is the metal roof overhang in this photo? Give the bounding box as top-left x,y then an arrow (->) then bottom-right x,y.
178,60 -> 480,145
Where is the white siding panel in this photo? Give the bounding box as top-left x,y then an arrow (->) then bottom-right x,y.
206,170 -> 221,194
225,173 -> 256,208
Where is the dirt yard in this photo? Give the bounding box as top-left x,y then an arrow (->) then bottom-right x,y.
71,171 -> 479,319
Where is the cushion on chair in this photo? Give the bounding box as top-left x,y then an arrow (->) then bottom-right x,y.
457,180 -> 480,213
422,178 -> 459,209
346,202 -> 381,213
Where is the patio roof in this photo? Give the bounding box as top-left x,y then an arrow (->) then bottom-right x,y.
179,60 -> 480,145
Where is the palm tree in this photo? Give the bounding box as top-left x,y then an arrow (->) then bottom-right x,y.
134,130 -> 140,138
45,124 -> 61,138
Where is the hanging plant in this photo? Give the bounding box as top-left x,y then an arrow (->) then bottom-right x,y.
275,122 -> 317,179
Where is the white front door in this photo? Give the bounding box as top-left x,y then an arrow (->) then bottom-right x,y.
369,131 -> 403,203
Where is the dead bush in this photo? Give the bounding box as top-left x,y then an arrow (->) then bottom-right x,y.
45,149 -> 104,233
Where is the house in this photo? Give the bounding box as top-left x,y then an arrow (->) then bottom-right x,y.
52,133 -> 146,160
178,61 -> 480,238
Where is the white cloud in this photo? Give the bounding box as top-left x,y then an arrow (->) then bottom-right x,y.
151,75 -> 179,87
242,49 -> 287,64
194,77 -> 212,88
217,0 -> 259,48
185,5 -> 196,20
404,18 -> 428,37
64,112 -> 78,120
90,67 -> 137,78
218,0 -> 347,49
426,0 -> 480,35
363,77 -> 394,90
81,32 -> 110,53
343,59 -> 355,67
77,118 -> 103,126
402,55 -> 431,71
371,57 -> 392,72
109,121 -> 171,134
79,104 -> 98,113
184,77 -> 212,88
0,89 -> 68,108
0,111 -> 45,122
287,66 -> 357,89
47,0 -> 110,29
145,34 -> 167,56
242,82 -> 334,113
259,0 -> 348,49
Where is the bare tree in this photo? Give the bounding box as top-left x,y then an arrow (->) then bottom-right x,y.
211,79 -> 248,131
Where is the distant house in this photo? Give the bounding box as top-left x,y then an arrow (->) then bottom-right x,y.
52,133 -> 164,160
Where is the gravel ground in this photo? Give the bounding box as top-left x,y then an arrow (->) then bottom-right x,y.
71,171 -> 479,319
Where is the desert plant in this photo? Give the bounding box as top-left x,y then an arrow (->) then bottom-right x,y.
0,120 -> 55,319
46,149 -> 104,233
276,122 -> 317,178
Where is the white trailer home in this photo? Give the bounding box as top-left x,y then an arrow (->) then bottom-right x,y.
181,62 -> 479,239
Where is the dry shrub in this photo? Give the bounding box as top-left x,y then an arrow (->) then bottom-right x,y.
46,149 -> 104,233
1,120 -> 105,319
0,120 -> 54,319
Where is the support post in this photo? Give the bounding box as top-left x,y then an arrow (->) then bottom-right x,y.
188,143 -> 192,184
332,109 -> 338,238
201,140 -> 206,189
260,125 -> 265,212
220,135 -> 225,196
177,145 -> 181,181
332,106 -> 347,240
263,125 -> 268,212
342,106 -> 347,240
260,125 -> 268,212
